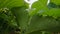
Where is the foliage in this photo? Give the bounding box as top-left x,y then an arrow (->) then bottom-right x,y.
0,0 -> 60,34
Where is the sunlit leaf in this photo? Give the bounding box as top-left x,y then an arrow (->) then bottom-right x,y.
50,0 -> 60,5
0,0 -> 24,8
30,0 -> 48,16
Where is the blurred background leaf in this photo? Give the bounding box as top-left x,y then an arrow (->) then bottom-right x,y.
0,0 -> 24,8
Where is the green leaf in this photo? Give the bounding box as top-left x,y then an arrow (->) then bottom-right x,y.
29,31 -> 52,34
30,0 -> 48,16
41,9 -> 60,17
24,1 -> 29,9
27,15 -> 60,33
50,0 -> 60,5
11,6 -> 29,30
45,2 -> 60,17
29,30 -> 42,34
37,2 -> 60,17
0,9 -> 18,34
0,0 -> 24,8
31,0 -> 60,17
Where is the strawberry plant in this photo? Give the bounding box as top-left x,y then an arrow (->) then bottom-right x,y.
0,0 -> 60,34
